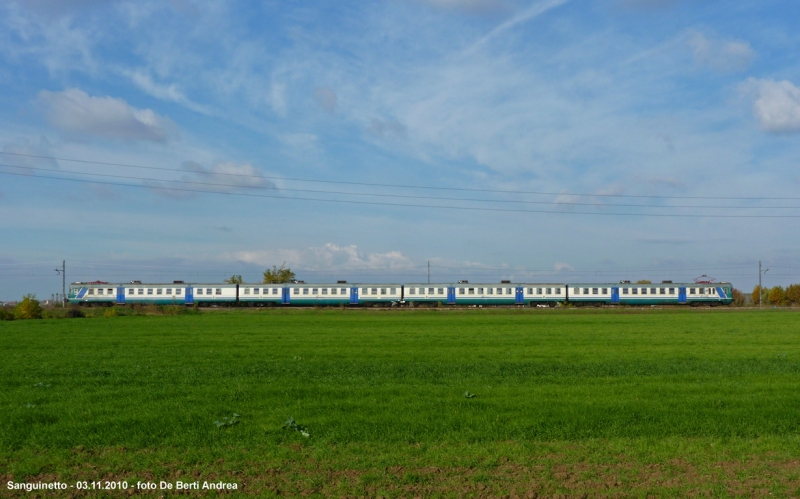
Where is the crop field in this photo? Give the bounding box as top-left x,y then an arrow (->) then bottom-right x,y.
2,308 -> 800,497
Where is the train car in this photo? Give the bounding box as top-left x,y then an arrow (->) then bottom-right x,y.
567,281 -> 733,306
404,282 -> 566,306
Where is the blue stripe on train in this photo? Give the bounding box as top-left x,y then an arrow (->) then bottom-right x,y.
77,287 -> 88,299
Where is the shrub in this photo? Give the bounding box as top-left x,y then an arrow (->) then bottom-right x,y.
103,307 -> 118,318
768,286 -> 786,306
65,308 -> 85,318
14,294 -> 43,319
786,284 -> 800,305
0,308 -> 14,321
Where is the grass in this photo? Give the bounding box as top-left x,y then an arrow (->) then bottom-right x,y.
1,308 -> 800,497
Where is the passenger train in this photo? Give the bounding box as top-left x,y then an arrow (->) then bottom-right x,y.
68,279 -> 733,307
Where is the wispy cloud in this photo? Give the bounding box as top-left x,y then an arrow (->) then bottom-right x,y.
688,31 -> 755,72
465,0 -> 571,54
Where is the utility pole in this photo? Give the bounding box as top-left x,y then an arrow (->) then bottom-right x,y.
759,260 -> 769,309
427,261 -> 430,284
54,260 -> 65,307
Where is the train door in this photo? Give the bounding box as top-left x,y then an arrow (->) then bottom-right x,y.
116,287 -> 125,305
447,287 -> 456,304
350,287 -> 359,304
282,287 -> 290,304
611,287 -> 619,304
678,287 -> 687,303
185,287 -> 194,305
515,287 -> 524,304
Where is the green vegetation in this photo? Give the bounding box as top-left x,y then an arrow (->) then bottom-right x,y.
13,294 -> 42,320
262,263 -> 295,283
2,308 -> 800,497
224,274 -> 244,284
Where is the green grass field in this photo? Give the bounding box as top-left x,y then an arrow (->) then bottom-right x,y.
2,308 -> 800,497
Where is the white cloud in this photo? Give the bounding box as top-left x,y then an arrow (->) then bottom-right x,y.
688,31 -> 755,72
553,262 -> 574,272
742,78 -> 800,133
231,243 -> 414,271
37,88 -> 175,142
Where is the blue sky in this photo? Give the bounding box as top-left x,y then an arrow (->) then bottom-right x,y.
1,0 -> 799,300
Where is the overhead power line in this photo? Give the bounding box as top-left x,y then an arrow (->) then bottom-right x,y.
3,169 -> 800,218
2,150 -> 800,201
3,162 -> 799,209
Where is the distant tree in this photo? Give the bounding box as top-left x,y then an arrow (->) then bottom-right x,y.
786,284 -> 800,305
263,263 -> 296,284
224,275 -> 243,284
752,285 -> 763,306
14,294 -> 42,320
767,286 -> 786,306
635,280 -> 651,284
731,288 -> 746,307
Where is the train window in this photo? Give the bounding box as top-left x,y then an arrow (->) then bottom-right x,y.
312,288 -> 318,294
556,288 -> 561,294
166,289 -> 172,295
380,288 -> 386,295
273,288 -> 279,295
660,288 -> 665,295
428,288 -> 433,294
148,289 -> 154,295
459,288 -> 465,295
89,289 -> 95,295
128,289 -> 134,294
651,288 -> 656,295
176,289 -> 182,295
206,288 -> 212,295
408,288 -> 415,295
641,288 -> 647,295
155,288 -> 161,295
477,288 -> 484,294
245,288 -> 251,295
370,288 -> 376,295
322,288 -> 328,295
468,288 -> 475,295
215,289 -> 221,295
438,288 -> 444,294
602,288 -> 607,294
669,288 -> 675,294
302,288 -> 309,295
527,288 -> 533,294
632,288 -> 638,295
98,288 -> 104,295
546,288 -> 552,294
592,288 -> 598,295
487,288 -> 493,295
107,288 -> 113,294
340,288 -> 346,295
689,288 -> 696,294
197,288 -> 203,295
622,288 -> 628,295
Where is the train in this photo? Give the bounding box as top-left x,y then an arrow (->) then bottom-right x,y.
68,279 -> 733,307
